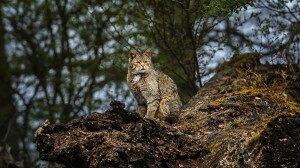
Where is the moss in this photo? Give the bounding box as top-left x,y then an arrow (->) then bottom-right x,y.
207,100 -> 223,109
217,53 -> 260,72
227,122 -> 238,129
209,141 -> 223,155
246,131 -> 262,148
246,110 -> 300,149
282,96 -> 300,111
235,85 -> 300,112
236,88 -> 259,95
220,84 -> 232,93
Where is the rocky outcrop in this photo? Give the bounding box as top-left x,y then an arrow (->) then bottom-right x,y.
34,54 -> 300,167
34,101 -> 207,168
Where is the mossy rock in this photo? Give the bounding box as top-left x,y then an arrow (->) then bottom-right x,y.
34,60 -> 300,167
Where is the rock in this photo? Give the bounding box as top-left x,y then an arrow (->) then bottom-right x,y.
34,55 -> 300,167
34,103 -> 207,168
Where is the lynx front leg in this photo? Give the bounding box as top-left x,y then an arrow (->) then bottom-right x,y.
144,96 -> 160,120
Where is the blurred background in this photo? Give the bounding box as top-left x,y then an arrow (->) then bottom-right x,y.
0,0 -> 299,167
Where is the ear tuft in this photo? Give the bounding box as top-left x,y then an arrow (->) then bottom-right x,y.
143,48 -> 152,58
129,50 -> 137,59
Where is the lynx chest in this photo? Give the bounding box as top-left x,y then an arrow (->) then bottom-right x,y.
130,73 -> 159,98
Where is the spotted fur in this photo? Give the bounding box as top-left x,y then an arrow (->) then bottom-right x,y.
127,48 -> 182,122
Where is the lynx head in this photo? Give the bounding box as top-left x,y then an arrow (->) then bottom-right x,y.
128,48 -> 153,74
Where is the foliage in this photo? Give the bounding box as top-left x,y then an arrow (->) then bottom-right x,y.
204,0 -> 254,16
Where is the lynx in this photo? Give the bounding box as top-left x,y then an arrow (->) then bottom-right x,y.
127,48 -> 182,122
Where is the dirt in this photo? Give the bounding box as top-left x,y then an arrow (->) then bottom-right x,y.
34,53 -> 300,168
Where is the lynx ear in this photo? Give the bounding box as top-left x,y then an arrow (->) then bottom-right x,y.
129,50 -> 137,59
143,48 -> 152,58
